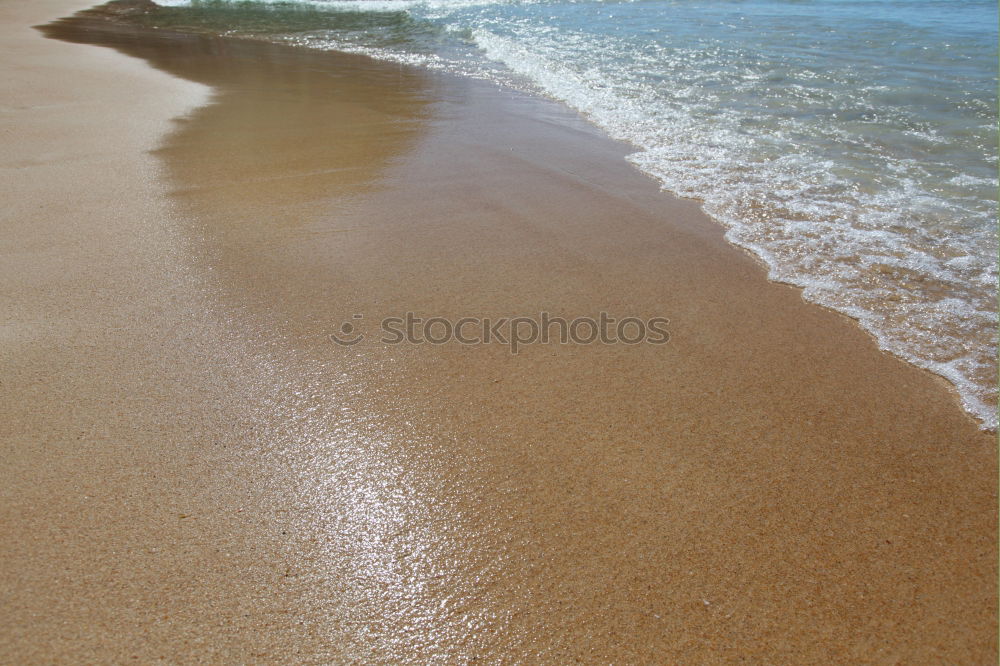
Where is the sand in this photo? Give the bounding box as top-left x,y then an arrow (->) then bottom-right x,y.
2,0 -> 997,662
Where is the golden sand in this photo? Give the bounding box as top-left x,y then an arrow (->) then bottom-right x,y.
2,1 -> 996,661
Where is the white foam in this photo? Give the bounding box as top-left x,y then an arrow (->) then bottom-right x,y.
468,26 -> 999,429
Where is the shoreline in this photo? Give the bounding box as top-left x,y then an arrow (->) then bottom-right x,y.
3,1 -> 998,661
47,0 -> 999,432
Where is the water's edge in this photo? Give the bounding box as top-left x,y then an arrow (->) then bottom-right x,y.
68,0 -> 1000,430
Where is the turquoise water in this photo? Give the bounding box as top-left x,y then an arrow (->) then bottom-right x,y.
148,0 -> 998,428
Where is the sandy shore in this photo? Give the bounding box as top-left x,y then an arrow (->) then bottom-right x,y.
2,1 -> 997,662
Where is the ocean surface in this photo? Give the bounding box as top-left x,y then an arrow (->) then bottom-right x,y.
143,0 -> 998,428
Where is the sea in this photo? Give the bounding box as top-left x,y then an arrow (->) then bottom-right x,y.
141,0 -> 998,429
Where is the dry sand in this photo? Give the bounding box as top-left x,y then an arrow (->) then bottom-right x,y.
2,0 -> 997,662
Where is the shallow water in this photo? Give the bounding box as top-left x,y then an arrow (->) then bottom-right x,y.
144,0 -> 998,428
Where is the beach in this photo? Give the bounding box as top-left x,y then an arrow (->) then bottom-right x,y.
1,0 -> 997,661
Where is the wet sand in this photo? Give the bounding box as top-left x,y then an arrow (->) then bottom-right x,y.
2,0 -> 997,662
